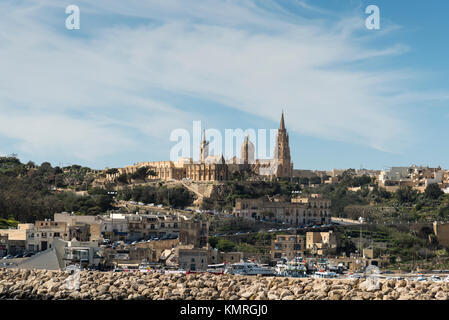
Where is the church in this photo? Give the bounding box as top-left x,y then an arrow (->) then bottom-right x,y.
105,112 -> 293,182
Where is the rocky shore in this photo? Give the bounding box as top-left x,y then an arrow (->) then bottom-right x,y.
1,268 -> 449,300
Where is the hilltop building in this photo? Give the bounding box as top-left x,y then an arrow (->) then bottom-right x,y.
378,166 -> 448,193
102,112 -> 294,182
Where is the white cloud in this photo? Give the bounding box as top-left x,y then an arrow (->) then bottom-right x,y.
0,112 -> 135,161
0,0 -> 444,166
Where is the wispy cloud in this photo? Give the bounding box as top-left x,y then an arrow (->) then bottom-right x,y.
0,0 -> 446,167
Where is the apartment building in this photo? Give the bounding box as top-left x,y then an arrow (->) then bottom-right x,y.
271,234 -> 305,260
378,166 -> 448,192
233,194 -> 331,226
55,211 -> 184,242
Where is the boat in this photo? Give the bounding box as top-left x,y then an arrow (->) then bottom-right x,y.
138,261 -> 152,273
431,275 -> 442,282
275,257 -> 307,278
415,274 -> 427,282
312,271 -> 338,279
207,263 -> 226,275
227,261 -> 276,276
64,264 -> 82,272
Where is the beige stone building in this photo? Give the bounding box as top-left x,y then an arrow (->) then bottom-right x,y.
233,194 -> 331,226
306,230 -> 338,256
102,112 -> 294,183
378,166 -> 448,192
178,248 -> 209,271
179,218 -> 209,248
271,234 -> 305,260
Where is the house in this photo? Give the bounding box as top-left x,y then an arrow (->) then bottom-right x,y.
271,234 -> 305,260
306,230 -> 338,256
178,248 -> 208,271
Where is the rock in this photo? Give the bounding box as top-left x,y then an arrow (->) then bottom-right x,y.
435,291 -> 448,300
0,269 -> 447,301
328,291 -> 342,300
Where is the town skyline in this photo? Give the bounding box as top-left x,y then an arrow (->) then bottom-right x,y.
1,0 -> 449,170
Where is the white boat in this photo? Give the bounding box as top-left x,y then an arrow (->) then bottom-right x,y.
207,263 -> 226,275
228,262 -> 276,276
275,258 -> 307,278
138,262 -> 151,273
414,274 -> 427,282
312,271 -> 338,279
64,264 -> 82,272
431,275 -> 442,282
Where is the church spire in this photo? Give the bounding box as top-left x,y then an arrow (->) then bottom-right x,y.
280,111 -> 285,130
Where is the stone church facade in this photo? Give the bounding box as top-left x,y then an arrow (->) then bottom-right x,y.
105,112 -> 293,182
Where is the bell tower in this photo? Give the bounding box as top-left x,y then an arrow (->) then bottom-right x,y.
275,111 -> 293,178
200,130 -> 209,163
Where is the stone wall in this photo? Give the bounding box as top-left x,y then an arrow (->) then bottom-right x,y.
1,269 -> 449,300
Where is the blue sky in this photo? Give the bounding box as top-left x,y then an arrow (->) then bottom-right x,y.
0,0 -> 448,171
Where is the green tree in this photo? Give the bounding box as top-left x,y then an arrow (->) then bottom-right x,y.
117,173 -> 129,185
216,239 -> 236,252
395,186 -> 418,204
424,183 -> 444,200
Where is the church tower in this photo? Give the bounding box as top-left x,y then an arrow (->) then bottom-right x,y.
200,130 -> 209,163
240,135 -> 255,165
274,111 -> 293,178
